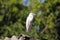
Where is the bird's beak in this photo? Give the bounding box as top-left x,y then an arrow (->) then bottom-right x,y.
33,14 -> 36,16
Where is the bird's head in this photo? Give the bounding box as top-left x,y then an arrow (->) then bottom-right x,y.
29,12 -> 36,16
33,13 -> 36,16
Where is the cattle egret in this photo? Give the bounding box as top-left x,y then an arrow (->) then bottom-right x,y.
26,12 -> 36,32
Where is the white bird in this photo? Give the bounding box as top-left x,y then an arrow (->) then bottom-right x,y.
26,12 -> 36,32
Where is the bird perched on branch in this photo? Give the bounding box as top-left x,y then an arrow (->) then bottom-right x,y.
26,12 -> 36,32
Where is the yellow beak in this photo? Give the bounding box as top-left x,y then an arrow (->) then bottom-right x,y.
33,14 -> 36,16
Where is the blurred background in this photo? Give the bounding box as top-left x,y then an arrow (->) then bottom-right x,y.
0,0 -> 60,40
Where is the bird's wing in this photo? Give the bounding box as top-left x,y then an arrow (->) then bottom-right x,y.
26,18 -> 32,32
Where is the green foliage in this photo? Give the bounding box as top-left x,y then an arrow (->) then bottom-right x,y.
0,0 -> 60,40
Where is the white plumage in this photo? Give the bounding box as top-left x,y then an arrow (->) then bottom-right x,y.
26,12 -> 35,32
